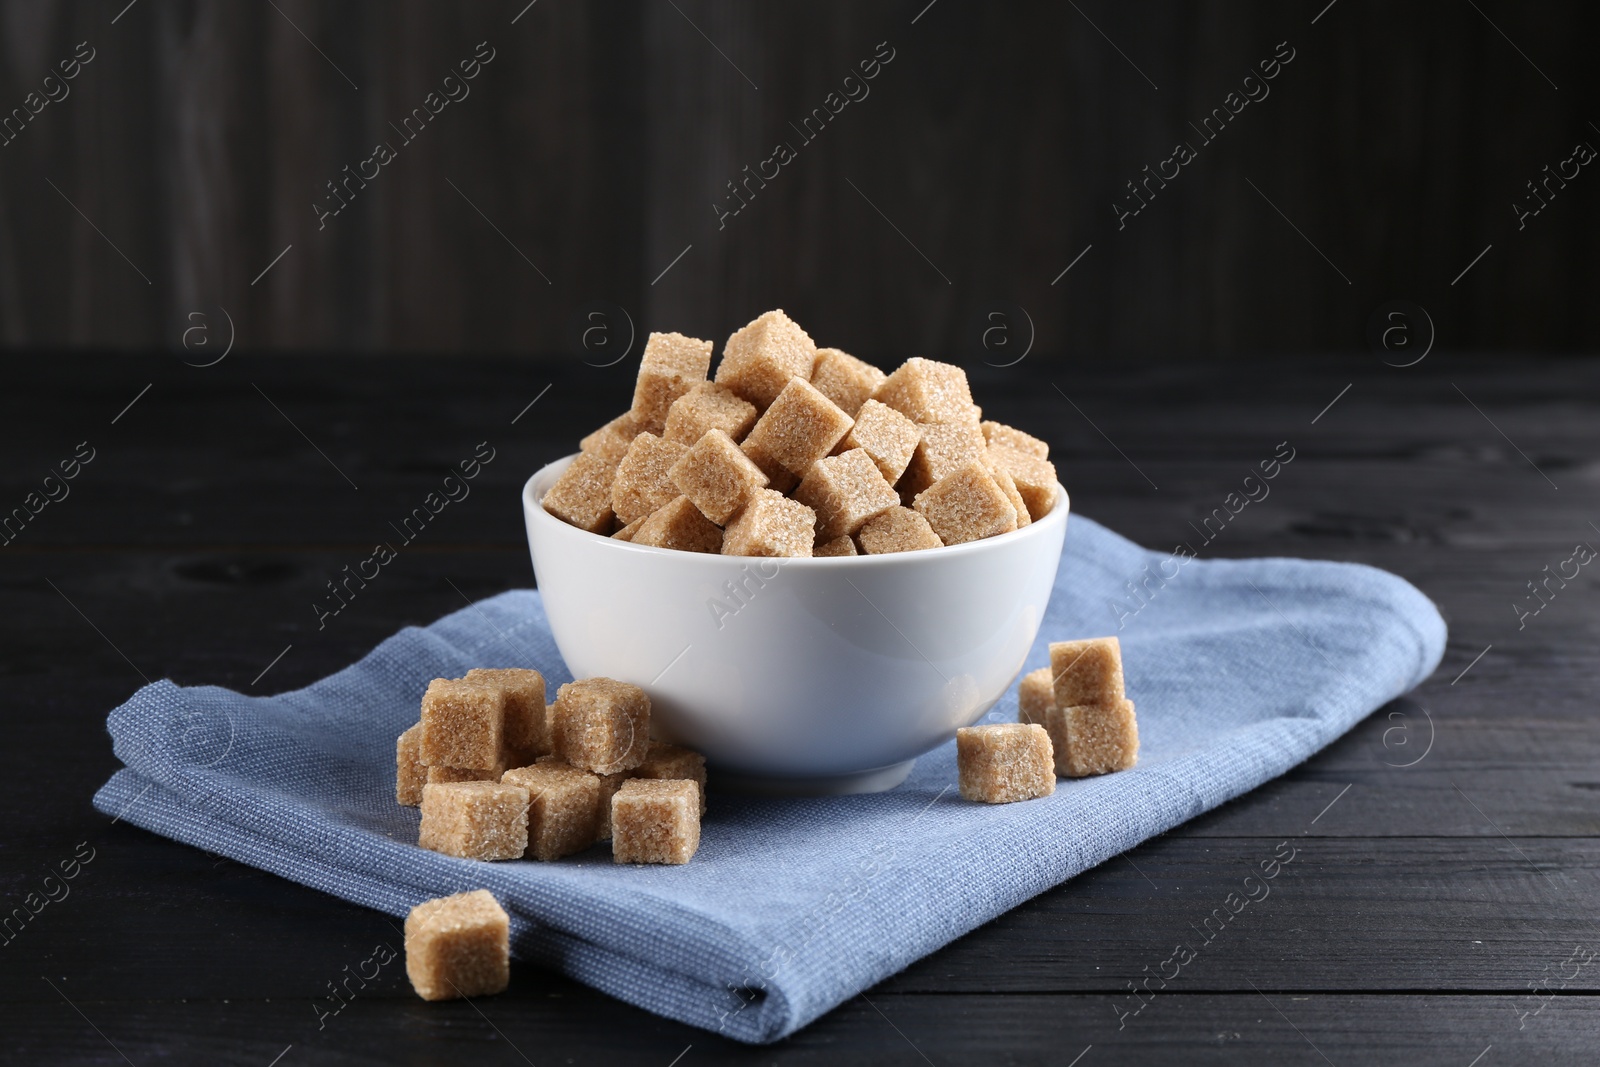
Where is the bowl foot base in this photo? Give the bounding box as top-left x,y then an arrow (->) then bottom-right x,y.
712,759 -> 916,797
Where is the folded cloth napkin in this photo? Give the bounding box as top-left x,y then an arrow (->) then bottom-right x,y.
93,515 -> 1445,1043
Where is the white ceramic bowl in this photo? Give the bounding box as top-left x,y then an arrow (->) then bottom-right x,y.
523,456 -> 1069,793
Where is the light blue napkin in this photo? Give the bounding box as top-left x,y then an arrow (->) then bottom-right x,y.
92,515 -> 1445,1043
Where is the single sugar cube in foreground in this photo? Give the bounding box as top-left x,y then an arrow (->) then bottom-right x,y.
1048,636 -> 1126,709
404,889 -> 510,1001
855,505 -> 943,555
1048,699 -> 1139,777
721,489 -> 816,557
663,382 -> 759,445
740,377 -> 854,484
397,723 -> 427,806
612,433 -> 691,525
552,678 -> 651,774
1016,666 -> 1054,726
612,779 -> 701,864
956,723 -> 1055,804
417,781 -> 530,861
715,308 -> 817,410
503,760 -> 601,859
632,740 -> 708,813
542,450 -> 621,534
871,357 -> 977,425
809,347 -> 887,417
420,678 -> 506,770
794,448 -> 900,540
912,460 -> 1017,546
835,399 -> 920,485
631,495 -> 724,553
464,668 -> 548,757
631,332 -> 713,433
670,428 -> 769,525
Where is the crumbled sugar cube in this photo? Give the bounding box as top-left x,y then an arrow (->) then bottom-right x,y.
503,760 -> 602,860
956,723 -> 1055,804
542,451 -> 621,534
580,412 -> 644,462
809,347 -> 887,417
552,678 -> 651,774
404,889 -> 510,1001
611,779 -> 701,865
397,723 -> 427,806
1048,637 -> 1126,709
663,382 -> 759,445
631,495 -> 724,553
611,433 -> 690,525
417,781 -> 530,861
631,332 -> 713,433
912,460 -> 1018,546
836,399 -> 920,485
871,358 -> 977,425
899,421 -> 987,501
420,678 -> 506,770
855,506 -> 944,554
1016,666 -> 1054,726
632,740 -> 708,814
721,489 -> 816,557
670,428 -> 769,524
612,517 -> 645,541
740,377 -> 854,483
715,308 -> 817,410
986,445 -> 1059,521
982,420 -> 1049,459
464,668 -> 548,756
1047,699 -> 1139,777
794,448 -> 900,540
815,534 -> 857,557
985,460 -> 1032,529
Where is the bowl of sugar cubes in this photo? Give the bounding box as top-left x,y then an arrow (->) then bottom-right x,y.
524,309 -> 1068,793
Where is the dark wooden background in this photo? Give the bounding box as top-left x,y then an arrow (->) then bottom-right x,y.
1,0 -> 1597,358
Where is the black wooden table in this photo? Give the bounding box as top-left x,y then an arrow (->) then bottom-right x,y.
4,352 -> 1596,1064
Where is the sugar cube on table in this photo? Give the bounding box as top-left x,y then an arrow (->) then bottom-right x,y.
721,488 -> 816,557
1016,666 -> 1054,726
631,495 -> 725,553
551,678 -> 651,775
464,668 -> 548,756
542,450 -> 621,534
715,309 -> 817,410
814,534 -> 857,557
856,506 -> 944,554
404,889 -> 510,1001
1048,636 -> 1126,709
981,420 -> 1049,459
420,678 -> 506,770
669,428 -> 769,524
631,740 -> 708,814
794,448 -> 900,540
663,382 -> 758,446
611,779 -> 701,865
836,399 -> 920,485
809,347 -> 887,417
871,357 -> 978,425
612,433 -> 690,525
580,412 -> 644,462
912,460 -> 1018,546
956,723 -> 1056,804
899,421 -> 987,501
740,377 -> 854,486
503,759 -> 602,860
631,332 -> 713,434
417,781 -> 530,861
986,444 -> 1059,521
397,723 -> 427,806
1047,699 -> 1140,777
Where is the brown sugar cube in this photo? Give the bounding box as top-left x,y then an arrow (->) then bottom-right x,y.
631,332 -> 713,433
1047,699 -> 1140,777
1048,636 -> 1126,709
404,890 -> 510,1001
631,496 -> 725,553
912,461 -> 1018,546
835,399 -> 920,485
715,308 -> 817,410
740,377 -> 854,484
985,460 -> 1032,529
663,382 -> 759,446
542,451 -> 621,534
503,760 -> 602,860
856,506 -> 944,554
809,347 -> 887,417
612,779 -> 701,865
721,489 -> 816,557
420,678 -> 506,770
815,534 -> 857,557
397,723 -> 427,806
427,764 -> 507,786
580,412 -> 644,462
633,741 -> 708,814
982,420 -> 1049,460
986,445 -> 1059,521
871,358 -> 977,425
611,433 -> 690,525
463,668 -> 548,756
670,429 -> 769,524
794,449 -> 900,540
899,421 -> 987,502
552,678 -> 651,774
1016,666 -> 1055,726
417,781 -> 530,861
612,517 -> 645,541
956,723 -> 1056,804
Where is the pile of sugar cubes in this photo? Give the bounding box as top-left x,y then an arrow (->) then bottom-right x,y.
957,636 -> 1140,803
542,308 -> 1059,555
396,668 -> 707,866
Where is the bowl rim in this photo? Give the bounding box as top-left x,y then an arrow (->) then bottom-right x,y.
522,452 -> 1069,568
